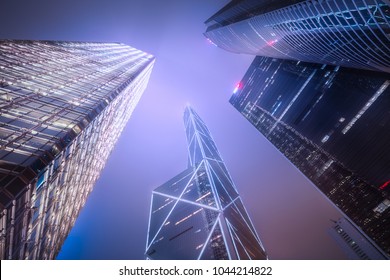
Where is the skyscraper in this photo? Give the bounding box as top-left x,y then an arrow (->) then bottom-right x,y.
328,218 -> 387,259
229,56 -> 390,257
145,106 -> 267,260
0,40 -> 155,259
204,0 -> 390,73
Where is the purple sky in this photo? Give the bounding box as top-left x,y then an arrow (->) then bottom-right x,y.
1,0 -> 345,259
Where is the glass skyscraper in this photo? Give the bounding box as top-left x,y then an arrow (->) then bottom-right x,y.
204,0 -> 390,73
145,106 -> 267,260
0,40 -> 155,259
229,56 -> 390,258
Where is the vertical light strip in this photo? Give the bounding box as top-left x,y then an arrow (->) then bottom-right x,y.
342,80 -> 389,134
278,69 -> 317,122
268,69 -> 317,134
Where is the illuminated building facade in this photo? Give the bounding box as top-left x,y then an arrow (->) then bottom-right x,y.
0,40 -> 155,259
204,0 -> 390,73
145,106 -> 267,260
229,56 -> 390,257
328,218 -> 387,259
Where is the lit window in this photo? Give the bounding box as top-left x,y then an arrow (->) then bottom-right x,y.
37,172 -> 45,189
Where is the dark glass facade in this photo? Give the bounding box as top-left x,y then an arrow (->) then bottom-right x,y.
0,40 -> 155,259
230,56 -> 390,257
145,106 -> 267,260
204,0 -> 390,73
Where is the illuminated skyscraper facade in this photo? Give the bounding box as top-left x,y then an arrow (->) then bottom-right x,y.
204,0 -> 390,73
229,56 -> 390,258
0,40 -> 155,259
145,106 -> 267,260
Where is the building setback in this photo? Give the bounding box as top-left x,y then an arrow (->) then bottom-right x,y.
145,106 -> 267,260
328,218 -> 387,259
229,56 -> 390,258
0,40 -> 155,259
204,0 -> 390,73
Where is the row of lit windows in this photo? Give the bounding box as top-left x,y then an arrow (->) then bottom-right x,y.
0,42 -> 150,168
0,41 -> 155,259
233,55 -> 390,253
21,80 -> 145,258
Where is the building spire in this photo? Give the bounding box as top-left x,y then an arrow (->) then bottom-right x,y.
146,106 -> 267,260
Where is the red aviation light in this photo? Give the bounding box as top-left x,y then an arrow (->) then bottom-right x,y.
267,39 -> 278,46
233,82 -> 242,94
379,180 -> 390,190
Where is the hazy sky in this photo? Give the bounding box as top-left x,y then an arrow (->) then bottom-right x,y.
0,0 -> 345,259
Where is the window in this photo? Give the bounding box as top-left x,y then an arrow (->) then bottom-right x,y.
36,171 -> 46,189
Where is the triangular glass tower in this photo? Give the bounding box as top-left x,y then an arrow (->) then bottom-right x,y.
145,106 -> 267,260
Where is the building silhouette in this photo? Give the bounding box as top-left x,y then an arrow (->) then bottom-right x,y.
0,40 -> 155,259
328,218 -> 387,259
229,56 -> 390,258
204,0 -> 390,73
145,106 -> 267,260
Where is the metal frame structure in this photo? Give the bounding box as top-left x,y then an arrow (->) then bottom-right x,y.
145,106 -> 267,260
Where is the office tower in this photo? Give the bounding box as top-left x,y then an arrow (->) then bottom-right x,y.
145,106 -> 267,260
0,40 -> 155,259
204,0 -> 390,73
328,218 -> 387,259
229,56 -> 390,257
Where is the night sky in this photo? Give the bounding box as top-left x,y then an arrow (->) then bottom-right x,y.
0,0 -> 346,259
